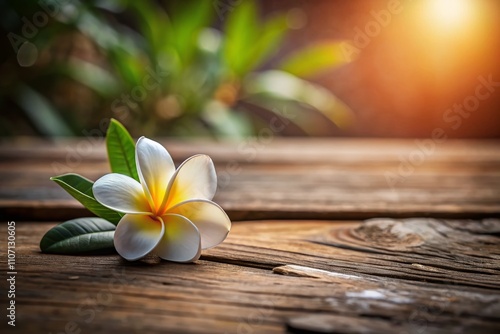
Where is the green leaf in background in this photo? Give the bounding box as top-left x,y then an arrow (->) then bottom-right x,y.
243,15 -> 288,75
129,1 -> 174,60
279,42 -> 351,78
223,0 -> 259,76
202,101 -> 253,138
169,0 -> 213,66
15,85 -> 74,137
224,1 -> 288,77
40,218 -> 116,254
106,118 -> 139,181
243,70 -> 354,131
51,173 -> 123,224
62,59 -> 120,97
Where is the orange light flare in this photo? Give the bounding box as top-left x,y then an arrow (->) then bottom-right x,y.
403,0 -> 497,118
426,0 -> 473,30
417,0 -> 489,39
410,0 -> 492,69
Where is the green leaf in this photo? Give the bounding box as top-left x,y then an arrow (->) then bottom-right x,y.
128,1 -> 174,58
243,70 -> 354,130
243,15 -> 288,75
106,118 -> 139,181
224,0 -> 259,76
51,173 -> 123,224
202,101 -> 253,138
169,0 -> 213,66
108,50 -> 148,89
224,1 -> 288,77
62,59 -> 119,97
15,85 -> 74,137
279,42 -> 350,78
40,218 -> 116,254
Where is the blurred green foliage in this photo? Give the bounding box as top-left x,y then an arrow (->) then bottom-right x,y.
0,0 -> 352,138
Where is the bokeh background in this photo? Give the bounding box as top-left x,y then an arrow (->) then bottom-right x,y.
1,0 -> 499,138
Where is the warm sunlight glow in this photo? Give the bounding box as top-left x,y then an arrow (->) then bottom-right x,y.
426,0 -> 472,29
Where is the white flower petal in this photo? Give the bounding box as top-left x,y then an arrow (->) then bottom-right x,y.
167,199 -> 231,249
93,173 -> 151,214
163,154 -> 217,210
155,214 -> 201,262
135,137 -> 175,213
114,214 -> 164,261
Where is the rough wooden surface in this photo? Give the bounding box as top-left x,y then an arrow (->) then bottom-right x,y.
1,218 -> 499,334
1,138 -> 499,333
1,138 -> 500,221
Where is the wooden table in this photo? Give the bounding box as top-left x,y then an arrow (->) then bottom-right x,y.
1,138 -> 499,334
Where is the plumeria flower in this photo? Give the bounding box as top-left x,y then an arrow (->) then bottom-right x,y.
92,137 -> 231,262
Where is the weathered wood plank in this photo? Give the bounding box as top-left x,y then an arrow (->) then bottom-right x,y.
205,218 -> 500,289
2,138 -> 500,164
1,139 -> 499,221
1,218 -> 499,334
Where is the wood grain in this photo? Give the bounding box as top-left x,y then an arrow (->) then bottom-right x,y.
1,138 -> 500,221
1,138 -> 499,333
1,218 -> 499,334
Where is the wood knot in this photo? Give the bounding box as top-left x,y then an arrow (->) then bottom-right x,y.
353,219 -> 424,251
